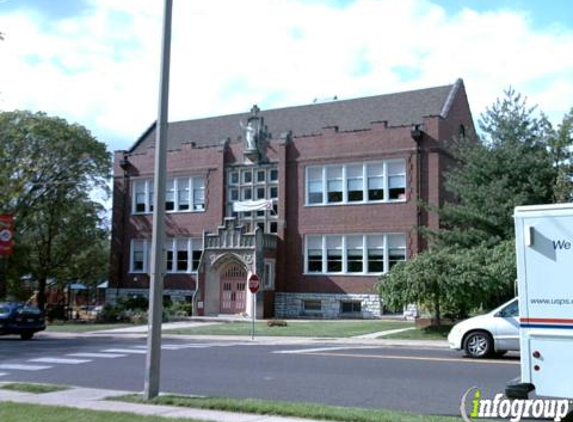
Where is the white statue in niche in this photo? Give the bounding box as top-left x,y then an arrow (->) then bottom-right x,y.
240,119 -> 258,152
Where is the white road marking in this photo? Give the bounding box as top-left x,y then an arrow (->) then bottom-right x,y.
273,346 -> 380,354
102,348 -> 147,354
0,364 -> 51,371
29,357 -> 92,365
67,353 -> 127,359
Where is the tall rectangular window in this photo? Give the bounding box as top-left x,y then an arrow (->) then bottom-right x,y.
166,179 -> 175,211
326,236 -> 343,272
346,235 -> 364,273
367,163 -> 384,201
131,240 -> 146,272
388,161 -> 406,200
367,235 -> 384,273
307,168 -> 323,204
134,181 -> 146,213
388,234 -> 406,268
176,239 -> 189,272
346,165 -> 364,202
165,240 -> 174,272
177,178 -> 190,211
306,236 -> 323,273
191,238 -> 202,271
326,166 -> 343,203
193,178 -> 205,211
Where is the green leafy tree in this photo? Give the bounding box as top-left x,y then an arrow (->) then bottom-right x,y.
435,88 -> 557,248
0,111 -> 111,309
547,108 -> 573,203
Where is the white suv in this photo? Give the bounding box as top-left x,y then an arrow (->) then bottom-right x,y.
447,298 -> 519,358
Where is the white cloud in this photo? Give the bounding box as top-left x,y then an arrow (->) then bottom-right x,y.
1,0 -> 572,152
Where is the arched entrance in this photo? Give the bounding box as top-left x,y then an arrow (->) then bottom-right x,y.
220,262 -> 247,314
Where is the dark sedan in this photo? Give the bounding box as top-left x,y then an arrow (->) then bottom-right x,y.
0,302 -> 46,340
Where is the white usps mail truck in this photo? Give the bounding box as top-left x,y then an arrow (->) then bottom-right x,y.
507,203 -> 573,399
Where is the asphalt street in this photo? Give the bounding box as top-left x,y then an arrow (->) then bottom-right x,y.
0,334 -> 519,417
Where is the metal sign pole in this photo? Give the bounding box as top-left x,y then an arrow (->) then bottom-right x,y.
251,292 -> 255,340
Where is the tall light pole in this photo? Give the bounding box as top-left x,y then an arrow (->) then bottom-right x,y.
144,0 -> 173,400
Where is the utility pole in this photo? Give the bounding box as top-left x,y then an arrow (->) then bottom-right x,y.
144,0 -> 173,400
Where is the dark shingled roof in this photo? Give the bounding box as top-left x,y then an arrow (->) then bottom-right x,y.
129,80 -> 462,153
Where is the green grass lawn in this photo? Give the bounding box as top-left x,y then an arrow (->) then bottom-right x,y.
166,320 -> 413,337
0,403 -> 206,422
380,324 -> 452,340
0,383 -> 70,394
115,394 -> 461,422
45,322 -> 134,333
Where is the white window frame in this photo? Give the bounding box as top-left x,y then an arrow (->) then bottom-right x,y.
304,233 -> 407,275
130,239 -> 149,273
132,176 -> 206,215
305,159 -> 406,206
164,237 -> 203,274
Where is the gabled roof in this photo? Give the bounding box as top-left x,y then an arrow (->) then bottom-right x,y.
129,79 -> 464,153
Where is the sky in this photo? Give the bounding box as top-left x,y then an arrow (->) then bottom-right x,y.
1,0 -> 573,154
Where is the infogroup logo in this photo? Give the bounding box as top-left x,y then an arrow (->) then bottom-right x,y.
460,387 -> 570,422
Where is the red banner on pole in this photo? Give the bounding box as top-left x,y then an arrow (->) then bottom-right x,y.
0,214 -> 14,256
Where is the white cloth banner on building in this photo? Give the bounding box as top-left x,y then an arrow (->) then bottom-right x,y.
233,199 -> 274,212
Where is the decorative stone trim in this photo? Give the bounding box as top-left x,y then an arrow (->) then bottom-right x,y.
106,288 -> 193,304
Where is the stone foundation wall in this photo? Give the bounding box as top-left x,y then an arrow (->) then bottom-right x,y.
106,288 -> 194,304
274,292 -> 381,319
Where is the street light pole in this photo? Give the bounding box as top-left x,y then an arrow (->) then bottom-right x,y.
144,0 -> 173,400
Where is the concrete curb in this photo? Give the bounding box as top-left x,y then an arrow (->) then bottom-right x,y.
0,384 -> 333,422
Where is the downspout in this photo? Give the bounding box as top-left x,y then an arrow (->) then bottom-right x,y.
117,154 -> 130,303
410,125 -> 424,252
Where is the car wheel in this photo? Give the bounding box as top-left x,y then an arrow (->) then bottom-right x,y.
464,331 -> 493,358
20,332 -> 34,340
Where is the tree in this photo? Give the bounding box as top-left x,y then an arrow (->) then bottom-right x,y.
434,88 -> 557,248
379,89 -> 561,321
378,242 -> 515,324
547,108 -> 573,203
0,111 -> 111,310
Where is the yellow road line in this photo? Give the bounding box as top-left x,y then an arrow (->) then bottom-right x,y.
307,352 -> 520,365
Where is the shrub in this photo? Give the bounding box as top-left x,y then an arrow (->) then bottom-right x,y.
267,319 -> 288,327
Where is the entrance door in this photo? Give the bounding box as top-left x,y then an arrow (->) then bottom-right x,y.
220,263 -> 247,314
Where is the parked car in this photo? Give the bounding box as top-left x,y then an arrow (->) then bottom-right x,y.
447,298 -> 519,358
0,302 -> 46,340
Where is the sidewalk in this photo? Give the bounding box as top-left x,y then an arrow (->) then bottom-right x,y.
0,384 -> 331,422
41,320 -> 449,349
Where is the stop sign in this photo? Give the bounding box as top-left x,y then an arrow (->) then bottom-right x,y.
248,273 -> 260,293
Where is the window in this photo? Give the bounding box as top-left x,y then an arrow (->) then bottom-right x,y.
306,236 -> 323,273
229,188 -> 239,201
307,168 -> 323,204
230,172 -> 239,185
131,240 -> 147,272
132,176 -> 205,214
387,161 -> 406,200
166,179 -> 175,211
326,236 -> 343,272
193,178 -> 205,210
367,163 -> 384,201
134,181 -> 147,213
242,187 -> 252,201
269,168 -> 278,182
256,170 -> 266,183
346,235 -> 363,273
263,261 -> 275,289
306,160 -> 406,206
305,233 -> 406,275
243,170 -> 252,184
326,166 -> 343,203
192,239 -> 202,271
367,235 -> 384,273
303,300 -> 321,313
388,234 -> 406,269
346,165 -> 363,202
163,238 -> 203,273
176,239 -> 188,272
256,187 -> 266,200
341,301 -> 362,314
269,186 -> 278,199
